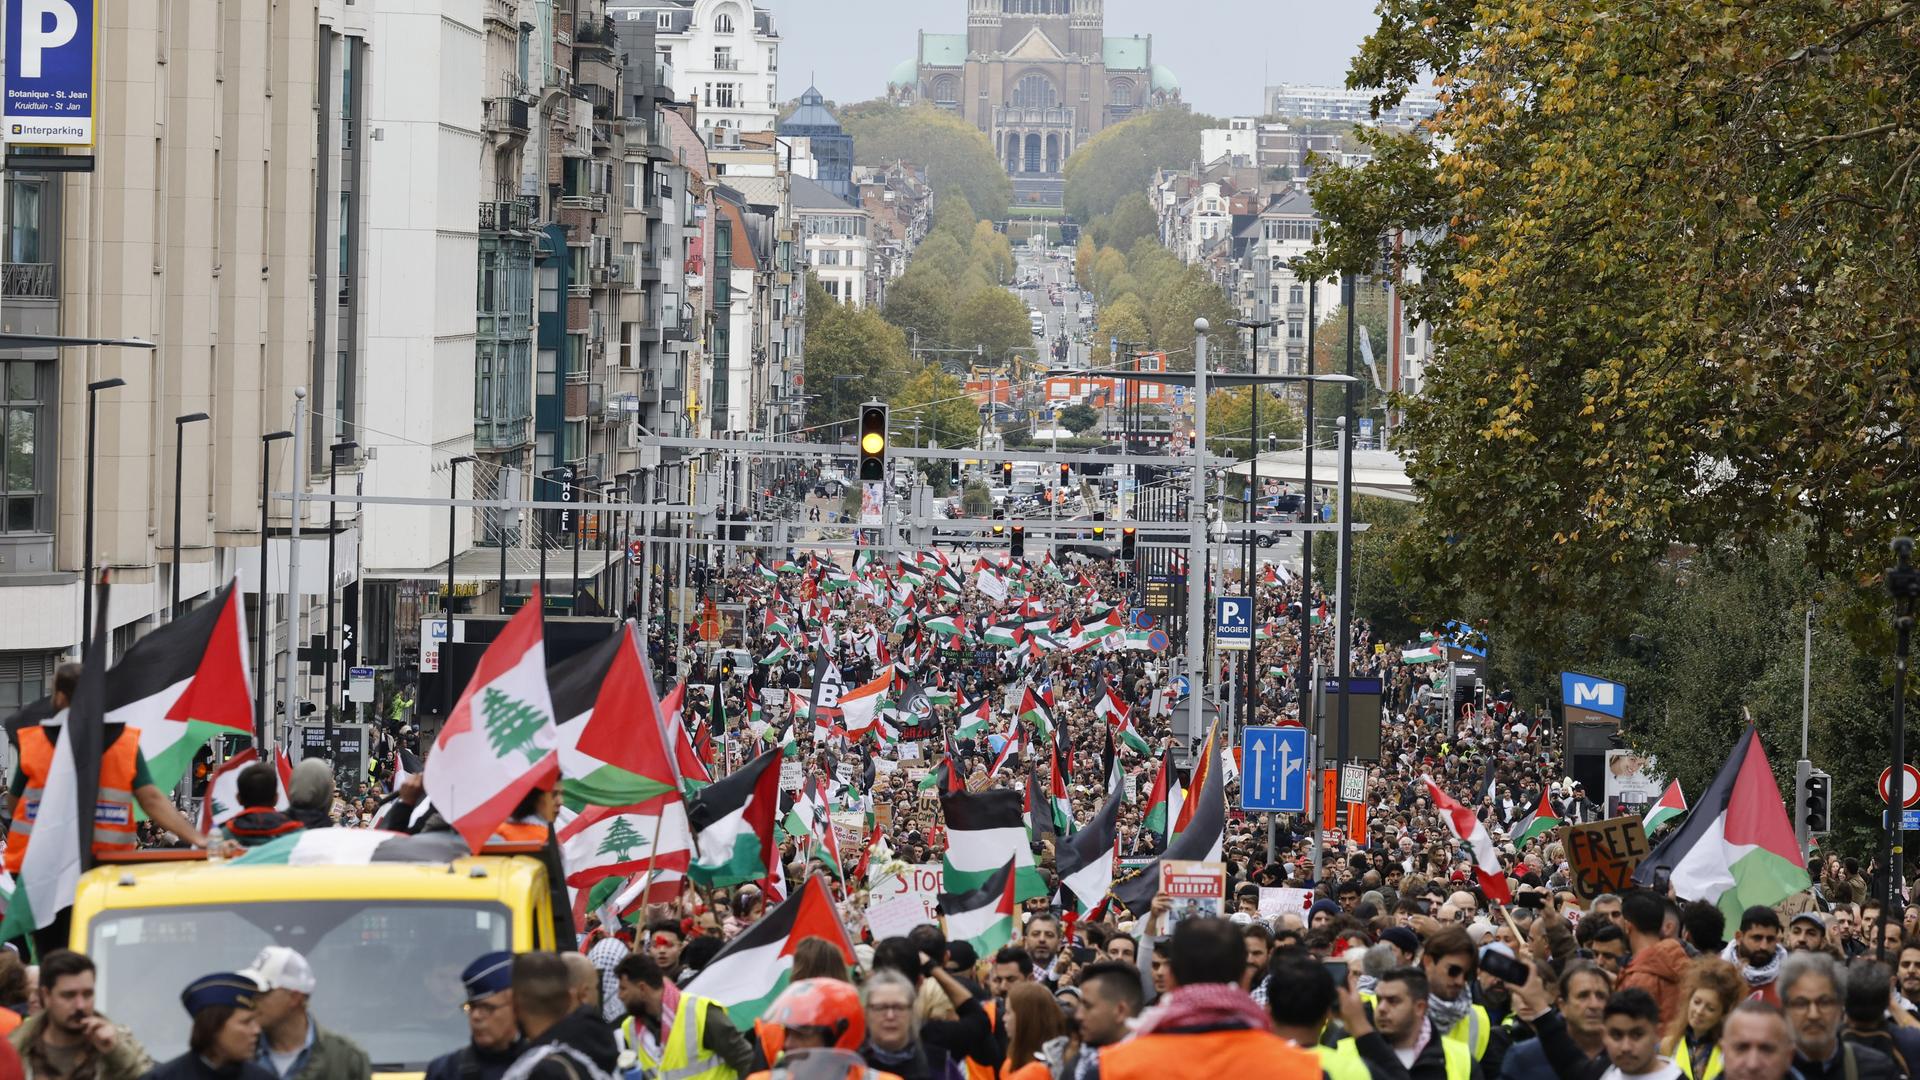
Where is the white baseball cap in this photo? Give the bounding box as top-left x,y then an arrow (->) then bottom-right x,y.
241,946 -> 317,994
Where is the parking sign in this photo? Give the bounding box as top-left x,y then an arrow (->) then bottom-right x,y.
3,0 -> 96,146
1215,596 -> 1252,652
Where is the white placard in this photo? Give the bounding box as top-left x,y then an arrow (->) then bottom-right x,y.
1259,887 -> 1312,920
864,894 -> 935,940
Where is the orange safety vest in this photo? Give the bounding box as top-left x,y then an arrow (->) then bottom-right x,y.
492,819 -> 550,843
966,1001 -> 997,1080
1097,1028 -> 1324,1080
5,725 -> 141,872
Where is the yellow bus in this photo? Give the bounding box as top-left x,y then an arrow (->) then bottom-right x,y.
70,848 -> 559,1077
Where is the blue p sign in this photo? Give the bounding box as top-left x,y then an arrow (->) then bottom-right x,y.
4,0 -> 95,146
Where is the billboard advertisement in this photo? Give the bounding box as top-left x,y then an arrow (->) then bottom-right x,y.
4,0 -> 96,147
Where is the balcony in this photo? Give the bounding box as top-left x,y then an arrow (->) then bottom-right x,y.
483,96 -> 530,138
993,104 -> 1076,128
711,57 -> 741,71
575,15 -> 615,51
592,121 -> 613,150
558,193 -> 607,213
478,199 -> 531,234
2,262 -> 57,299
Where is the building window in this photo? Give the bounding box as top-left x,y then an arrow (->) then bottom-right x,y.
8,180 -> 45,262
713,46 -> 731,69
712,82 -> 736,109
931,75 -> 958,104
1013,74 -> 1057,109
1,361 -> 47,534
657,12 -> 671,29
1289,284 -> 1304,304
767,47 -> 777,71
0,651 -> 56,711
1288,318 -> 1304,340
623,163 -> 642,209
713,11 -> 734,33
1110,81 -> 1134,108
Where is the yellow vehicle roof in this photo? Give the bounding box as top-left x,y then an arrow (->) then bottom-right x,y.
72,854 -> 550,926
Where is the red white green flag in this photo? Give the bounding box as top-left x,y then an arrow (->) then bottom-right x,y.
1637,729 -> 1805,929
1643,780 -> 1687,834
1510,787 -> 1562,847
424,590 -> 559,851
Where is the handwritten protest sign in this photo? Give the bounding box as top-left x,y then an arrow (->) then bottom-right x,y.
1562,816 -> 1652,901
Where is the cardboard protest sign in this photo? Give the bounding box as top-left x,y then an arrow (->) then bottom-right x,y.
1562,816 -> 1652,901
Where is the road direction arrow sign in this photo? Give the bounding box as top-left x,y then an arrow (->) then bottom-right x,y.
1242,726 -> 1309,813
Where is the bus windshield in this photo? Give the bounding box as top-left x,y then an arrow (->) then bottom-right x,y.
88,900 -> 512,1069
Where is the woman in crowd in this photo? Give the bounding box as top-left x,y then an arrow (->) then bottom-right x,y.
999,983 -> 1066,1080
1662,958 -> 1743,1080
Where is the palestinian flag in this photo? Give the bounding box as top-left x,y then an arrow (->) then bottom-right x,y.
1096,687 -> 1150,755
1081,609 -> 1124,643
232,829 -> 472,866
1643,780 -> 1687,834
425,591 -> 559,851
754,561 -> 778,583
1024,765 -> 1055,846
1047,738 -> 1073,837
1113,737 -> 1225,916
1173,720 -> 1219,838
1057,785 -> 1123,915
923,615 -> 964,638
983,619 -> 1022,647
954,699 -> 991,740
1634,728 -> 1806,930
558,794 -> 693,887
1143,747 -> 1174,847
938,858 -> 1018,957
683,873 -> 855,1027
778,724 -> 800,759
107,581 -> 254,792
1401,644 -> 1446,664
1425,776 -> 1512,905
550,625 -> 679,809
1018,686 -> 1054,739
1510,787 -> 1562,847
661,684 -> 712,787
760,644 -> 792,667
686,749 -> 783,888
941,788 -> 1046,901
918,737 -> 967,795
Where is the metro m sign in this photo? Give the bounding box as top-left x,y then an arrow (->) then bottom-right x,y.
1560,671 -> 1627,722
3,0 -> 95,146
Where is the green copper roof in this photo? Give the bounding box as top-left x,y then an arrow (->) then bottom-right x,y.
920,33 -> 966,68
1151,63 -> 1179,93
889,58 -> 918,87
1103,36 -> 1147,71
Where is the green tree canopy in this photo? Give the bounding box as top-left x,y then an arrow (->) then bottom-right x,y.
1057,403 -> 1100,435
951,285 -> 1032,362
1303,0 -> 1920,657
802,274 -> 913,432
1204,387 -> 1304,461
841,102 -> 1013,221
880,265 -> 954,347
1089,192 -> 1158,254
1062,107 -> 1217,223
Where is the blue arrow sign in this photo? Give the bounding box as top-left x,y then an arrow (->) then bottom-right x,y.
1242,726 -> 1309,813
1216,596 -> 1253,652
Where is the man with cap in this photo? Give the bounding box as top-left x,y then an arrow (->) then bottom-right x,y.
143,973 -> 277,1080
425,953 -> 524,1080
1787,912 -> 1832,955
243,947 -> 370,1080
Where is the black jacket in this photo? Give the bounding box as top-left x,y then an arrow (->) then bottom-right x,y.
142,1056 -> 279,1080
919,992 -> 996,1072
1794,1040 -> 1897,1080
425,1042 -> 524,1080
530,1008 -> 620,1077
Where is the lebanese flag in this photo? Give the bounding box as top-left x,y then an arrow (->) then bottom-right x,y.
1643,780 -> 1687,834
550,625 -> 680,808
108,581 -> 255,792
834,672 -> 892,739
196,748 -> 291,835
425,591 -> 560,851
1424,776 -> 1512,904
558,794 -> 693,887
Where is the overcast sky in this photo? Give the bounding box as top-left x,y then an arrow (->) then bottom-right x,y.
759,0 -> 1381,116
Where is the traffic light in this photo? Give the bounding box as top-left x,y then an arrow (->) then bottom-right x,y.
1804,770 -> 1832,835
1010,525 -> 1026,557
721,653 -> 737,680
950,459 -> 962,485
991,523 -> 1006,540
1092,510 -> 1106,541
190,745 -> 214,797
1000,461 -> 1013,486
858,402 -> 889,482
1120,527 -> 1137,560
1058,462 -> 1071,486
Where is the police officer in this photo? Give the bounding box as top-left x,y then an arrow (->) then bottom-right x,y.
426,954 -> 525,1080
144,974 -> 278,1080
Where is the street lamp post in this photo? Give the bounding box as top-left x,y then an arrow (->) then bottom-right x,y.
82,378 -> 127,650
256,430 -> 294,747
1337,274 -> 1359,784
445,455 -> 476,717
1232,318 -> 1276,729
1884,538 -> 1920,959
325,440 -> 357,754
171,412 -> 211,618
